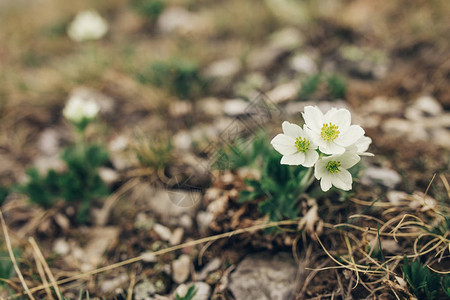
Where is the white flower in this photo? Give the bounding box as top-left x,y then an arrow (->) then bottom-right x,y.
67,10 -> 108,42
63,95 -> 100,124
302,106 -> 364,155
271,121 -> 319,167
347,136 -> 374,156
314,152 -> 360,191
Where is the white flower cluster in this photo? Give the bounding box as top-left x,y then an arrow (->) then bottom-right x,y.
67,10 -> 109,42
271,106 -> 373,192
63,94 -> 100,124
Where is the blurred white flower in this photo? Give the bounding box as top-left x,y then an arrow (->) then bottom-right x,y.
314,152 -> 360,192
302,106 -> 364,155
63,95 -> 99,124
347,136 -> 374,156
271,121 -> 319,167
67,10 -> 108,42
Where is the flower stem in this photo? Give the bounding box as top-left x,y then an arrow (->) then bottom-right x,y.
299,167 -> 314,193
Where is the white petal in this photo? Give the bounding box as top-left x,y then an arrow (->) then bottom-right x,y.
303,150 -> 319,167
339,152 -> 361,169
331,170 -> 352,190
303,126 -> 318,149
355,136 -> 372,153
323,107 -> 337,121
320,174 -> 332,192
305,127 -> 323,148
327,108 -> 351,132
360,152 -> 375,157
334,125 -> 365,147
280,152 -> 305,165
282,121 -> 303,139
319,141 -> 345,155
271,134 -> 297,155
314,158 -> 328,179
302,106 -> 324,133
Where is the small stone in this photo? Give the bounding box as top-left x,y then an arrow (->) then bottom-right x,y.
172,131 -> 193,150
153,224 -> 172,241
54,213 -> 70,232
223,99 -> 249,116
101,274 -> 128,293
229,252 -> 297,300
431,128 -> 450,150
405,95 -> 443,120
98,167 -> 120,186
172,254 -> 191,284
169,101 -> 193,118
196,211 -> 214,234
135,213 -> 154,230
387,190 -> 408,206
247,27 -> 302,71
202,58 -> 241,80
361,167 -> 402,189
37,128 -> 62,156
174,282 -> 210,300
169,227 -> 184,246
140,187 -> 201,223
134,280 -> 157,300
233,73 -> 267,98
414,95 -> 443,116
268,27 -> 303,52
33,155 -> 66,175
53,239 -> 70,256
289,53 -> 317,74
82,227 -> 119,269
195,258 -> 222,281
197,97 -> 223,117
382,118 -> 428,141
266,81 -> 300,104
179,215 -> 193,230
365,97 -> 404,115
157,7 -> 210,36
141,252 -> 157,263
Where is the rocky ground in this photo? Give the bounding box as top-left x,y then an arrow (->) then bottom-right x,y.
0,0 -> 449,299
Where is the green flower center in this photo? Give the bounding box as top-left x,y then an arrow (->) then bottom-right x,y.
321,123 -> 340,141
326,160 -> 342,174
295,137 -> 310,153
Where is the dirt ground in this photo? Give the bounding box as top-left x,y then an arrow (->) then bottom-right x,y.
0,0 -> 449,299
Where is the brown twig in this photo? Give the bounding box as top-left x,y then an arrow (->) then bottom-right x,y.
0,209 -> 35,300
28,237 -> 62,300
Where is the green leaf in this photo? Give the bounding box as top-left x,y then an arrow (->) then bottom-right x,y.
175,284 -> 198,300
442,274 -> 450,297
299,74 -> 321,99
326,74 -> 346,99
402,257 -> 429,296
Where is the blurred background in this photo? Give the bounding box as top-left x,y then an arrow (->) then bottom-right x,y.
0,0 -> 449,298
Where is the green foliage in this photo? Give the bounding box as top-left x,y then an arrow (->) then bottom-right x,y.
175,284 -> 197,300
225,134 -> 309,223
0,248 -> 19,286
133,135 -> 173,169
239,151 -> 309,223
0,186 -> 9,205
212,133 -> 271,171
299,74 -> 321,99
326,74 -> 347,99
16,145 -> 109,223
442,275 -> 450,297
298,73 -> 347,100
402,256 -> 446,299
132,0 -> 166,21
137,59 -> 206,99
